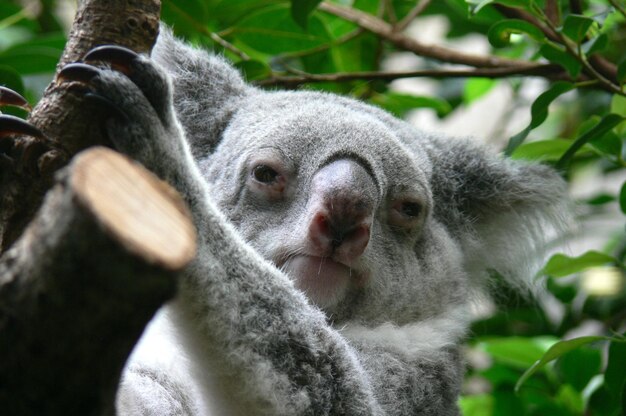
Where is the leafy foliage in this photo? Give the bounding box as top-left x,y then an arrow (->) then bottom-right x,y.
1,0 -> 625,414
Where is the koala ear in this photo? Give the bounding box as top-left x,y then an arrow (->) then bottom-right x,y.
425,136 -> 570,292
152,27 -> 250,157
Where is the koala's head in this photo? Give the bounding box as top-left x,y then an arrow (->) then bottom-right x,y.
154,31 -> 569,326
201,91 -> 469,325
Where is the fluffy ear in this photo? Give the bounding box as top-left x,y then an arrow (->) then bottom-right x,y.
152,27 -> 250,157
425,135 -> 570,292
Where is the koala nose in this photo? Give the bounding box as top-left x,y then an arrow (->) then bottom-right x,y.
308,159 -> 378,263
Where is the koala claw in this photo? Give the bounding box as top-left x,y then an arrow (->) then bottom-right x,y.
0,115 -> 45,139
84,45 -> 138,75
57,64 -> 129,122
0,86 -> 30,111
57,63 -> 101,84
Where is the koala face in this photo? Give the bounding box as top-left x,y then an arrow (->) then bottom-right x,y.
202,91 -> 468,325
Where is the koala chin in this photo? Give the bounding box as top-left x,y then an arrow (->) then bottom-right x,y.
59,27 -> 569,415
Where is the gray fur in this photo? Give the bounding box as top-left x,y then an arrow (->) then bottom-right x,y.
88,28 -> 570,415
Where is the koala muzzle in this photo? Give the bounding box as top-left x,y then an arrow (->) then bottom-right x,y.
308,159 -> 378,264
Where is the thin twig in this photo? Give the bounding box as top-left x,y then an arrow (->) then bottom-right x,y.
256,64 -> 569,88
493,5 -> 560,42
495,3 -> 619,83
545,0 -> 561,26
318,1 -> 531,69
209,32 -> 250,61
608,0 -> 626,19
278,28 -> 364,59
384,0 -> 398,25
167,2 -> 250,61
396,0 -> 432,32
538,9 -> 624,96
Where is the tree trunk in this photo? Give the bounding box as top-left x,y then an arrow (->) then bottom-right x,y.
0,2 -> 192,413
0,147 -> 195,415
1,0 -> 161,252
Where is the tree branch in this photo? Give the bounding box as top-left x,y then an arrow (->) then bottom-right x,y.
493,4 -> 560,42
318,1 -> 532,69
257,64 -> 569,88
0,147 -> 195,415
276,28 -> 364,60
537,10 -> 624,96
494,3 -> 619,84
166,2 -> 250,61
1,0 -> 161,252
545,0 -> 561,26
396,0 -> 432,32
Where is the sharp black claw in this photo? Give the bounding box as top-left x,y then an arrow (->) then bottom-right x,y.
84,92 -> 129,122
0,86 -> 31,111
0,115 -> 45,139
84,45 -> 138,74
57,63 -> 101,84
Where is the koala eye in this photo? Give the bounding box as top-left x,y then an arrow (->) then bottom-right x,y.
399,201 -> 422,218
247,161 -> 288,200
389,197 -> 425,230
252,165 -> 279,184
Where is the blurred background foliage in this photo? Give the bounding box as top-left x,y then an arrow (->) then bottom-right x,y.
1,0 -> 625,414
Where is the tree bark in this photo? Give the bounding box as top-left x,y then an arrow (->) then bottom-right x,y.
0,147 -> 195,415
1,0 -> 161,252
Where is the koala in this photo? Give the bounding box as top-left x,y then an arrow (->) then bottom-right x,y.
54,28 -> 567,415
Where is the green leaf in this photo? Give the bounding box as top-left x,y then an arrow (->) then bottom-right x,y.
547,276 -> 578,303
556,113 -> 626,170
588,131 -> 621,160
371,92 -> 452,118
620,182 -> 626,215
510,139 -> 578,161
493,390 -> 525,416
504,81 -> 574,155
459,394 -> 493,415
561,14 -> 596,43
481,337 -> 553,369
539,43 -> 582,78
556,347 -> 602,391
582,33 -> 609,56
611,95 -> 626,136
487,19 -> 545,47
589,386 -> 618,416
0,64 -> 24,94
482,364 -> 524,386
585,194 -> 615,206
543,251 -> 616,278
235,60 -> 271,81
233,5 -> 331,54
516,336 -> 609,392
555,384 -> 585,414
291,0 -> 322,29
464,78 -> 497,103
161,0 -> 209,36
0,47 -> 60,74
604,340 -> 626,400
0,33 -> 65,75
466,0 -> 534,15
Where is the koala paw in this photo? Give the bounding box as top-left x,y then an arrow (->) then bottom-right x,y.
0,88 -> 57,178
58,46 -> 187,179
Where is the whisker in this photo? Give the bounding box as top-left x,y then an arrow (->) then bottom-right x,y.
318,256 -> 325,276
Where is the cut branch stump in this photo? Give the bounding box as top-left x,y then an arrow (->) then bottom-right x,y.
0,147 -> 196,415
